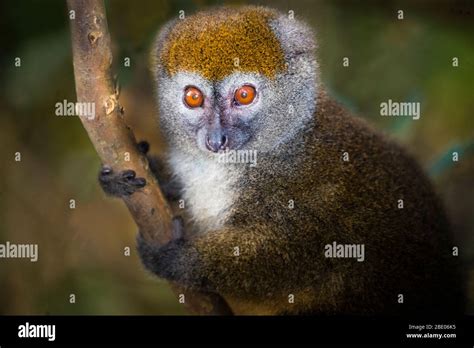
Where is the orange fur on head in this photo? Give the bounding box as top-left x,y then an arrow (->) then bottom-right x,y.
160,6 -> 287,80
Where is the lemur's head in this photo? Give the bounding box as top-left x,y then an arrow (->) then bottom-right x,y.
151,6 -> 317,156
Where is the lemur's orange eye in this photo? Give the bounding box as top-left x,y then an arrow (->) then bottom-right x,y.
184,86 -> 204,108
234,85 -> 256,105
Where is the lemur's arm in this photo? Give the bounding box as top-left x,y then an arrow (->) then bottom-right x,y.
137,221 -> 314,297
146,154 -> 181,202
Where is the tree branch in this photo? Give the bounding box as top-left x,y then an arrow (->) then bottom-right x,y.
67,0 -> 231,315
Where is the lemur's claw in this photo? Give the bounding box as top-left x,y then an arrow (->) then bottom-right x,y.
100,165 -> 113,175
137,141 -> 150,155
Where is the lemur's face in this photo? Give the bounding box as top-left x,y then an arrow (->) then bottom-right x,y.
162,71 -> 269,152
153,6 -> 318,155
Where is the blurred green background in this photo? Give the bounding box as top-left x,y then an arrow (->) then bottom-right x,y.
0,0 -> 473,314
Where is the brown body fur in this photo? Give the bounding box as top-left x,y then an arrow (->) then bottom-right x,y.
150,90 -> 463,315
135,6 -> 464,315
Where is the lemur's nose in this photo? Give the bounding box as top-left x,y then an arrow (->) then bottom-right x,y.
206,132 -> 228,152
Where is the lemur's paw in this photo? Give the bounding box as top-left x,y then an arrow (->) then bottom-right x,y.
99,166 -> 146,197
137,140 -> 150,155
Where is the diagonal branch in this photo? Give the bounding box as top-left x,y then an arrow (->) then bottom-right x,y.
66,0 -> 231,315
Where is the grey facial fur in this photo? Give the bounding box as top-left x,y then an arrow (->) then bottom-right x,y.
153,13 -> 318,158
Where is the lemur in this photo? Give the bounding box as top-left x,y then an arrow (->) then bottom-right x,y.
99,6 -> 464,315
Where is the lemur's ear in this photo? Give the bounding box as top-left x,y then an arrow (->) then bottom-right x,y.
269,14 -> 317,62
149,18 -> 177,77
